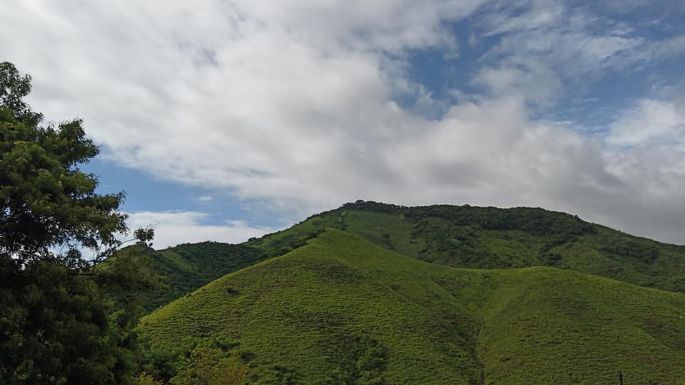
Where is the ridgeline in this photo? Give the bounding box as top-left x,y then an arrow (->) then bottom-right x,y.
120,202 -> 685,384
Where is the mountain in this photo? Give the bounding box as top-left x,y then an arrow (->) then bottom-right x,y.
251,201 -> 685,292
138,230 -> 685,385
115,242 -> 267,311
129,201 -> 685,312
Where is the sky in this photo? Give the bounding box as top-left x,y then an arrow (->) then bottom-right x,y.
2,0 -> 685,248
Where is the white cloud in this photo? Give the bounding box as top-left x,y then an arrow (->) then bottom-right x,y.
599,93 -> 685,243
475,1 -> 648,103
473,60 -> 563,104
1,0 -> 685,244
607,98 -> 685,147
650,35 -> 685,61
126,211 -> 272,249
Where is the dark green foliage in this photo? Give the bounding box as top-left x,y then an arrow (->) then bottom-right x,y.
406,204 -> 596,237
0,258 -> 139,385
254,364 -> 302,385
248,228 -> 328,258
0,247 -> 151,385
340,201 -> 405,215
0,62 -> 153,385
600,237 -> 661,264
412,220 -> 496,266
340,200 -> 595,238
0,62 -> 41,127
0,63 -> 126,262
323,335 -> 387,385
137,338 -> 252,385
116,242 -> 268,311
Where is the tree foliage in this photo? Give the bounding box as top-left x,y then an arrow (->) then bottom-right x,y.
0,61 -> 153,384
0,259 -> 141,385
0,62 -> 129,264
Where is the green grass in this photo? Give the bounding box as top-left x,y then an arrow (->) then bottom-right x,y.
115,242 -> 268,311
122,202 -> 685,312
139,230 -> 685,385
254,201 -> 685,292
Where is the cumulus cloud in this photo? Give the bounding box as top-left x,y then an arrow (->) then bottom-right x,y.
1,0 -> 685,243
126,211 -> 272,249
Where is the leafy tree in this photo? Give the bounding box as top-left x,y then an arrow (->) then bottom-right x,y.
136,340 -> 249,385
0,61 -> 154,384
168,345 -> 248,385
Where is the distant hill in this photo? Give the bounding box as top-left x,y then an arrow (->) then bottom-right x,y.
115,242 -> 267,311
138,230 -> 685,385
127,201 -> 685,312
251,201 -> 685,292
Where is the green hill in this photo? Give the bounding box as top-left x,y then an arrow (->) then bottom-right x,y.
250,201 -> 685,292
115,242 -> 267,311
125,201 -> 685,313
138,230 -> 685,385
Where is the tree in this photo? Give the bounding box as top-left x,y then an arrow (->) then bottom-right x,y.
0,61 -> 154,384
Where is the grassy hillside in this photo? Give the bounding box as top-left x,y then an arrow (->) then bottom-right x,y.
115,242 -> 268,311
120,201 -> 685,312
250,201 -> 685,292
138,230 -> 685,385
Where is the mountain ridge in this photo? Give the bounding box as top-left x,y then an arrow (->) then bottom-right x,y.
124,201 -> 685,312
138,229 -> 685,385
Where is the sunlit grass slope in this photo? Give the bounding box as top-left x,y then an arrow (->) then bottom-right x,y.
140,230 -> 685,385
251,201 -> 685,292
120,202 -> 685,312
116,242 -> 268,311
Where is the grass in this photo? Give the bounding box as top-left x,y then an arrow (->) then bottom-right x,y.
115,242 -> 268,311
256,201 -> 685,292
123,202 -> 685,312
139,230 -> 685,385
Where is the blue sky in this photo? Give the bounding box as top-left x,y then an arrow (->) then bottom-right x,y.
2,0 -> 685,247
82,159 -> 259,226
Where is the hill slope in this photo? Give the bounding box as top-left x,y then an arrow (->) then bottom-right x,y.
115,242 -> 268,311
121,201 -> 685,312
139,230 -> 685,385
250,201 -> 685,292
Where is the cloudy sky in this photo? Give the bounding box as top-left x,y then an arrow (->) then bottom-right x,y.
2,0 -> 685,247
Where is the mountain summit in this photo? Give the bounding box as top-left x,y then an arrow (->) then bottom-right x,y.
127,202 -> 685,384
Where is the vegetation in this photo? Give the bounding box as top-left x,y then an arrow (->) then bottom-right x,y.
139,230 -> 685,385
4,59 -> 685,385
0,62 -> 153,384
115,242 -> 267,312
249,201 -> 685,292
132,200 -> 685,316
